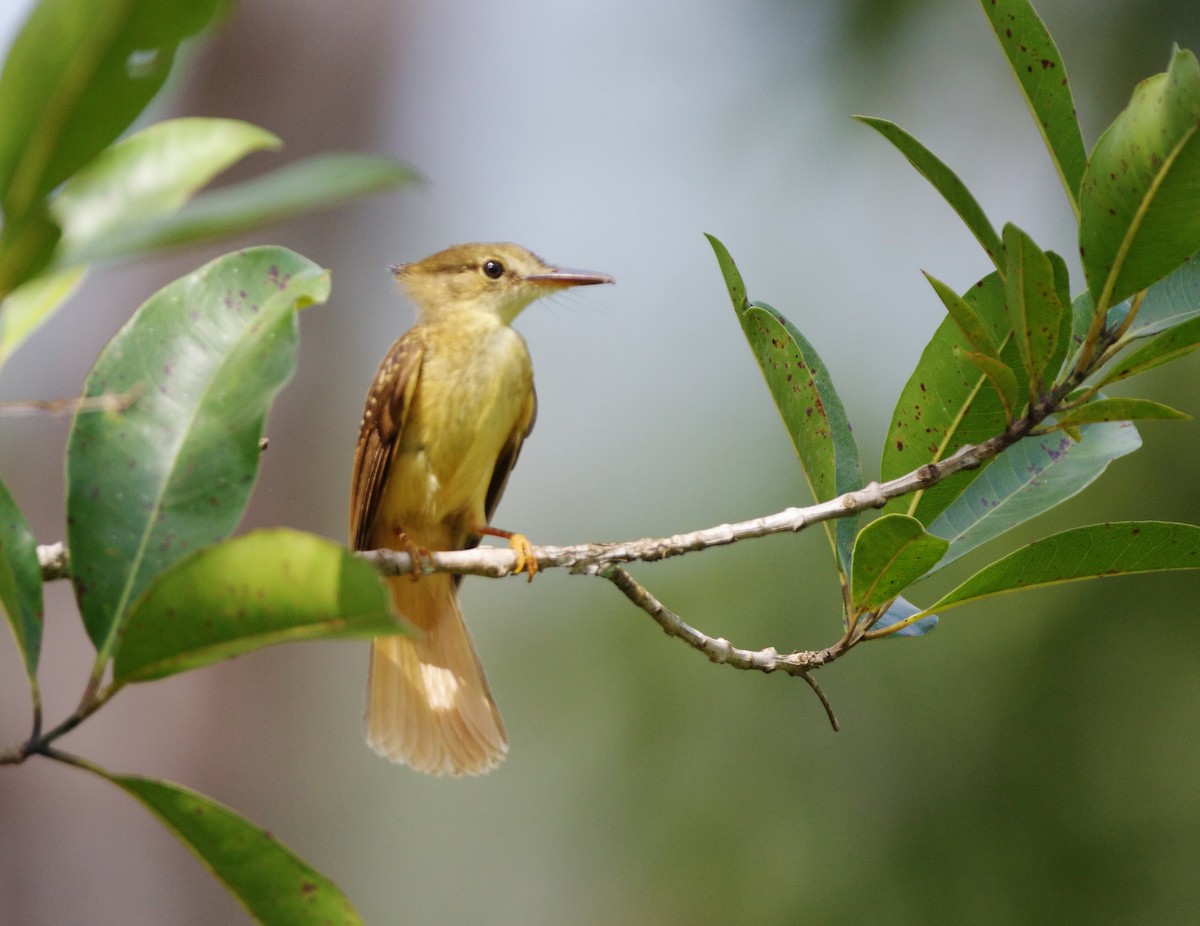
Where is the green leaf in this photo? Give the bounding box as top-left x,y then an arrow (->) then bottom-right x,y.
882,272 -> 1025,524
925,271 -> 1001,359
114,530 -> 399,684
1101,314 -> 1200,384
1003,223 -> 1063,397
1051,397 -> 1190,429
77,154 -> 422,264
0,476 -> 44,688
1045,249 -> 1075,384
928,421 -> 1141,568
851,514 -> 948,613
930,521 -> 1200,613
0,0 -> 224,215
958,348 -> 1020,420
707,234 -> 862,575
0,265 -> 85,367
66,247 -> 329,656
0,205 -> 60,299
854,116 -> 1004,271
106,774 -> 363,926
980,0 -> 1087,215
52,118 -> 281,266
1079,47 -> 1200,311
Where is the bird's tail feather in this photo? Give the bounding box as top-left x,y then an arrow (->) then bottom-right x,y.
365,573 -> 507,776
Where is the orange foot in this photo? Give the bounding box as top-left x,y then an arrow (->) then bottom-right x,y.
478,525 -> 539,582
392,527 -> 432,581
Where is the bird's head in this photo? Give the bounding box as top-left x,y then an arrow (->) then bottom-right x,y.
391,242 -> 613,325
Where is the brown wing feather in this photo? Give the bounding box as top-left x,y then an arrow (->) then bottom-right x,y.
350,331 -> 424,552
484,381 -> 538,526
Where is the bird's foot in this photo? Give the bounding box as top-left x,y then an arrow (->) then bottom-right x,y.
392,528 -> 433,581
477,525 -> 539,582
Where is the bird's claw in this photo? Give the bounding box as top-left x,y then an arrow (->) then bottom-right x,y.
509,533 -> 538,582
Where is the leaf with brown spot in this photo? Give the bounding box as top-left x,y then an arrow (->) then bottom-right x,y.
104,773 -> 365,926
708,234 -> 861,576
929,521 -> 1200,612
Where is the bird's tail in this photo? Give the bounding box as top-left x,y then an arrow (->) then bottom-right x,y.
365,573 -> 508,775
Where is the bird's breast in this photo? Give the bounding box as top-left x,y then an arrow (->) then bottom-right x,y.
395,320 -> 532,527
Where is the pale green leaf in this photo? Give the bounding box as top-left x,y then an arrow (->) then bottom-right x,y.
851,514 -> 948,612
0,264 -> 85,366
114,530 -> 399,684
928,421 -> 1141,567
52,118 -> 280,265
77,154 -> 421,263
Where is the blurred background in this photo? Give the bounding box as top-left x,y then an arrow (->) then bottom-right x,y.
2,0 -> 1200,923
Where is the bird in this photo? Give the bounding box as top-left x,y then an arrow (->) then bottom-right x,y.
350,242 -> 613,775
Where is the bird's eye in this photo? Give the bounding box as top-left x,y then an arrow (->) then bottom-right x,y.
482,259 -> 505,279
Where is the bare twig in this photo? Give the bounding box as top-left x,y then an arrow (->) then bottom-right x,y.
602,564 -> 843,729
0,385 -> 142,418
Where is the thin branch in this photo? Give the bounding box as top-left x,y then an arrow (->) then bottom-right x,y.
0,385 -> 143,418
602,564 -> 843,729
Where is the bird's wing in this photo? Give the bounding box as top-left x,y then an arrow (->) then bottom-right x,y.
350,331 -> 424,552
483,381 -> 538,528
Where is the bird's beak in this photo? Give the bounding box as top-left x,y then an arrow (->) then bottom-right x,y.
524,268 -> 614,288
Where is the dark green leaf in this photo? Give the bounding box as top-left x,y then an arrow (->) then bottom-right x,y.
78,154 -> 421,263
851,514 -> 948,612
1101,314 -> 1200,384
1080,47 -> 1200,310
0,0 -> 223,215
708,234 -> 862,575
980,0 -> 1087,214
882,272 -> 1025,524
1004,223 -> 1063,396
0,266 -> 86,367
114,530 -> 399,684
928,420 -> 1141,567
930,521 -> 1200,613
107,774 -> 363,926
1045,250 -> 1074,384
52,118 -> 280,266
854,116 -> 1004,271
0,205 -> 60,299
66,247 -> 328,656
0,476 -> 43,685
1051,397 -> 1190,429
